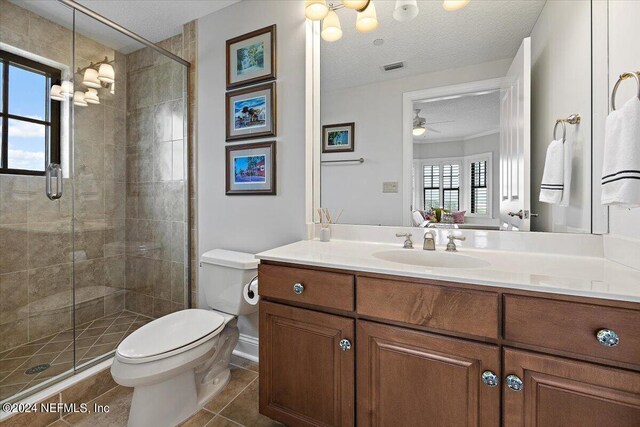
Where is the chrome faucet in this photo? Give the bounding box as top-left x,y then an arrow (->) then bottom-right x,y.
446,234 -> 466,252
396,233 -> 413,249
423,231 -> 436,251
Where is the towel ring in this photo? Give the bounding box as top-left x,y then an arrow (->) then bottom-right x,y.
553,120 -> 566,141
611,71 -> 640,111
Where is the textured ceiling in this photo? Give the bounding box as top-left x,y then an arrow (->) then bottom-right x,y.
321,0 -> 545,91
413,90 -> 500,142
11,0 -> 239,53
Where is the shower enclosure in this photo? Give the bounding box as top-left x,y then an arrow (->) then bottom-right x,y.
0,0 -> 190,403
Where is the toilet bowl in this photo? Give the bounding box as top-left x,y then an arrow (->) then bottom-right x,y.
111,249 -> 258,427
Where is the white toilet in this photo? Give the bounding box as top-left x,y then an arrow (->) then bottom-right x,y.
111,249 -> 259,427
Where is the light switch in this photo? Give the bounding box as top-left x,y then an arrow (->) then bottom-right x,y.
382,181 -> 398,193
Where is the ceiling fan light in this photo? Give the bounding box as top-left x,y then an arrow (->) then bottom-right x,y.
356,1 -> 378,33
342,0 -> 369,11
97,63 -> 115,84
321,10 -> 343,42
393,0 -> 419,22
442,0 -> 470,11
305,0 -> 329,20
413,127 -> 426,136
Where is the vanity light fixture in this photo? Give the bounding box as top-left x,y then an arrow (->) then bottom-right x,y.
59,80 -> 73,97
342,0 -> 369,10
82,67 -> 102,88
393,0 -> 419,22
442,0 -> 470,11
305,0 -> 330,20
73,90 -> 88,107
356,1 -> 378,32
321,9 -> 343,41
98,63 -> 115,84
84,88 -> 100,104
50,84 -> 64,101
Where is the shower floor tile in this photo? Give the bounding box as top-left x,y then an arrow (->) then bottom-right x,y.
0,310 -> 153,402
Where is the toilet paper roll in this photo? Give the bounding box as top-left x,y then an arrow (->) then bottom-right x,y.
243,276 -> 259,305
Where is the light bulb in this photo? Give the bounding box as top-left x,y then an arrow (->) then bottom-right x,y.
50,85 -> 64,101
321,10 -> 343,42
98,63 -> 115,84
342,0 -> 369,10
393,0 -> 419,22
442,0 -> 470,11
305,0 -> 329,20
84,88 -> 100,104
356,1 -> 378,33
73,91 -> 88,107
82,68 -> 101,88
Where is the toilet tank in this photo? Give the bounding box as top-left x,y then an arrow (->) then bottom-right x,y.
200,249 -> 259,316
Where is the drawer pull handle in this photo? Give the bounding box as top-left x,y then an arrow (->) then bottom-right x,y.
339,339 -> 352,352
481,371 -> 499,387
596,329 -> 619,347
505,375 -> 523,391
293,283 -> 305,295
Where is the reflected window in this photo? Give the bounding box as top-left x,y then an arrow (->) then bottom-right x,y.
471,160 -> 488,214
0,50 -> 61,175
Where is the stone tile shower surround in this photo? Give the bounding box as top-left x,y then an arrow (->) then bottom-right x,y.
0,0 -> 197,402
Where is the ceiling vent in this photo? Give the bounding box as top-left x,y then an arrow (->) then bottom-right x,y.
381,61 -> 405,72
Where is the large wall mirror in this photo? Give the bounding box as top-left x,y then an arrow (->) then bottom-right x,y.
315,0 -> 608,233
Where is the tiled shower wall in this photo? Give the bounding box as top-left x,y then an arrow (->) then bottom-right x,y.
123,27 -> 196,317
0,0 -> 127,353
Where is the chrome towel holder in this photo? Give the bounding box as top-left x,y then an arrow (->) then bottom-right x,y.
611,71 -> 640,111
553,113 -> 581,141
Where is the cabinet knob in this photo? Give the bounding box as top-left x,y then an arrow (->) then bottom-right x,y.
505,374 -> 523,391
481,371 -> 499,387
339,339 -> 352,352
596,329 -> 619,347
293,283 -> 305,295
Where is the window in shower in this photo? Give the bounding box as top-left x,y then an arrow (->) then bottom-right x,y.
0,50 -> 61,175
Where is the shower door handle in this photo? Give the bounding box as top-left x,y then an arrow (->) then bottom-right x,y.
45,163 -> 63,200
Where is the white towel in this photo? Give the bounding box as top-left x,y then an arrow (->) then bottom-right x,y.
560,138 -> 573,207
602,97 -> 640,208
539,139 -> 565,204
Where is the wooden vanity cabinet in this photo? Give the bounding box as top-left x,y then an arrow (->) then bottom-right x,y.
258,262 -> 640,427
357,321 -> 500,427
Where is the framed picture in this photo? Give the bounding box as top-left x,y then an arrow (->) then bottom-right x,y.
226,25 -> 276,90
322,122 -> 355,153
226,141 -> 276,195
226,82 -> 276,142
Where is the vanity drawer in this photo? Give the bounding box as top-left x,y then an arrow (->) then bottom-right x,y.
504,295 -> 640,366
356,276 -> 499,339
258,264 -> 355,312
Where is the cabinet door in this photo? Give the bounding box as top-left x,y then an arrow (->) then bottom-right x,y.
259,301 -> 355,427
357,320 -> 500,427
503,348 -> 640,427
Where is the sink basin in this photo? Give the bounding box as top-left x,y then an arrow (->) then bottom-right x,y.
373,250 -> 490,269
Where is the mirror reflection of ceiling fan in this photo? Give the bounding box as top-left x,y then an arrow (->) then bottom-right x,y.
412,109 -> 454,137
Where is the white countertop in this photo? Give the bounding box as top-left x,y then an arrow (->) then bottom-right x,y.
257,239 -> 640,303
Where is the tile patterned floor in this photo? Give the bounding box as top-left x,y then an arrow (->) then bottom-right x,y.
0,311 -> 152,402
47,355 -> 281,427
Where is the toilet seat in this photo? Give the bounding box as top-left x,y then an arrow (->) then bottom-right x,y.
117,309 -> 226,364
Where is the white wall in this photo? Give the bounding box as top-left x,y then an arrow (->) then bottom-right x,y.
197,1 -> 307,341
530,0 -> 592,233
320,59 -> 511,226
607,0 -> 640,240
413,132 -> 501,218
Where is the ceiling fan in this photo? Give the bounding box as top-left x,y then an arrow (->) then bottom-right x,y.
412,109 -> 453,136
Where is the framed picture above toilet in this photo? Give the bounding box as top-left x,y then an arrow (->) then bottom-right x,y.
226,82 -> 276,141
226,25 -> 276,89
226,141 -> 276,195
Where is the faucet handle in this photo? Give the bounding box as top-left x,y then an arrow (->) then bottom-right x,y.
396,233 -> 414,249
446,234 -> 466,252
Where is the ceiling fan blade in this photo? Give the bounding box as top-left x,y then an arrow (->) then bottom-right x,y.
424,120 -> 454,125
425,126 -> 442,134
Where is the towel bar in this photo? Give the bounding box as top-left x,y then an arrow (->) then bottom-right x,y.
321,158 -> 364,164
553,113 -> 581,141
611,71 -> 640,111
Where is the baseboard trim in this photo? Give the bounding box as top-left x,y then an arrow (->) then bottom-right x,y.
233,333 -> 259,362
